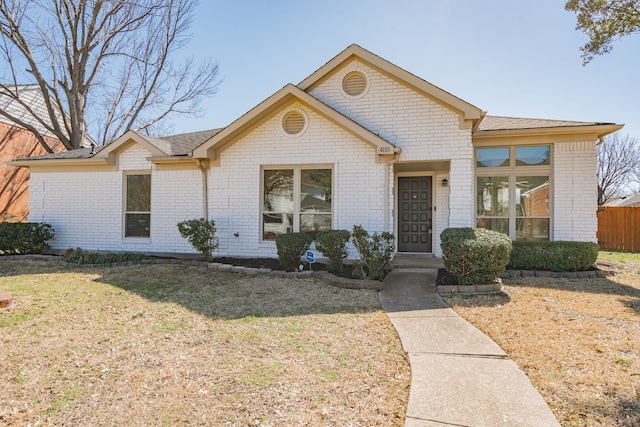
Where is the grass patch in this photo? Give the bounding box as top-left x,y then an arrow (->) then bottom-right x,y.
0,260 -> 409,426
443,251 -> 640,426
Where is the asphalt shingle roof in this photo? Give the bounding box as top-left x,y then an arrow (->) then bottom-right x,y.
478,115 -> 612,131
161,128 -> 223,155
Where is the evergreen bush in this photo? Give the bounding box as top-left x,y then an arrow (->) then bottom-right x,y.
350,225 -> 394,281
177,218 -> 219,261
508,241 -> 599,272
275,232 -> 312,272
316,229 -> 351,275
440,227 -> 512,285
63,248 -> 146,264
0,222 -> 54,255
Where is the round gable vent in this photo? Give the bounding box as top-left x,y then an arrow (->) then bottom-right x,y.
342,71 -> 367,96
283,111 -> 305,135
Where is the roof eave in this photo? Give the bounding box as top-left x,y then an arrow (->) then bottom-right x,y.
473,123 -> 624,141
7,157 -> 110,167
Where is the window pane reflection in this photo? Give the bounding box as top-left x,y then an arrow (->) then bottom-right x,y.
126,213 -> 150,237
476,218 -> 509,236
477,177 -> 509,216
263,213 -> 293,240
300,213 -> 332,240
516,218 -> 549,241
476,147 -> 509,167
301,169 -> 332,213
516,146 -> 550,166
126,175 -> 151,212
516,176 -> 549,217
263,169 -> 294,212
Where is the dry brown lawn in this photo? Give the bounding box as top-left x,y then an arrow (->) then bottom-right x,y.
0,261 -> 409,426
443,252 -> 640,427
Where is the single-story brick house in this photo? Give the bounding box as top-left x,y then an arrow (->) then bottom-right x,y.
10,44 -> 623,258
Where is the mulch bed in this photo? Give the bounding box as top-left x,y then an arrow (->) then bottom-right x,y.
212,257 -> 356,278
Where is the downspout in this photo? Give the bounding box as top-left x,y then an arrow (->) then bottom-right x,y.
196,159 -> 209,220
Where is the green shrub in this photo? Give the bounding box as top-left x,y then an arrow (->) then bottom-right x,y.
0,222 -> 54,255
177,218 -> 219,261
275,232 -> 312,272
63,248 -> 147,265
508,241 -> 599,272
316,229 -> 351,275
351,225 -> 394,281
440,227 -> 512,285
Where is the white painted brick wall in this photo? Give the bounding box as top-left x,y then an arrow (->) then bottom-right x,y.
30,59 -> 476,257
29,144 -> 202,254
310,59 -> 474,253
553,140 -> 598,242
433,170 -> 450,257
209,102 -> 387,258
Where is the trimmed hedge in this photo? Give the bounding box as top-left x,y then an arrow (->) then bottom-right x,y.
63,248 -> 147,265
508,241 -> 599,272
441,227 -> 512,285
275,232 -> 312,272
316,229 -> 351,275
0,222 -> 54,255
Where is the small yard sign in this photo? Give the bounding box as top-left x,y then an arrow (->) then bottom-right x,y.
305,251 -> 315,264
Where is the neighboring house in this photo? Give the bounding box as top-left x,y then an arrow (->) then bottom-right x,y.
0,85 -> 67,221
604,194 -> 640,207
10,45 -> 623,258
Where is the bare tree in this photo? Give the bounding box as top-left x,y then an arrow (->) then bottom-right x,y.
0,0 -> 219,152
597,133 -> 640,205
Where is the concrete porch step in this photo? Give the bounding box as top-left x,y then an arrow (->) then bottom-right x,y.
392,253 -> 444,269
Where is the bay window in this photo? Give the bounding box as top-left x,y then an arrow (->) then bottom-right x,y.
262,166 -> 332,240
476,145 -> 550,241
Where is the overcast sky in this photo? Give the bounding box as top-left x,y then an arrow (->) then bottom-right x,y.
173,0 -> 639,138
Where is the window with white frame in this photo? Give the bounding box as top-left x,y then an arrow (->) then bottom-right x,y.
262,167 -> 332,240
125,173 -> 151,237
475,145 -> 551,241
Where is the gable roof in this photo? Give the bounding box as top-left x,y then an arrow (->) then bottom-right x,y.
298,44 -> 485,130
191,83 -> 398,160
9,44 -> 625,167
0,84 -> 95,147
8,128 -> 222,166
94,128 -> 224,158
0,85 -> 61,138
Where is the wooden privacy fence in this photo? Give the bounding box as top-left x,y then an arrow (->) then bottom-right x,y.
597,207 -> 640,252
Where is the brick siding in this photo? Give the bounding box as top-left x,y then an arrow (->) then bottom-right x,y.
0,122 -> 64,221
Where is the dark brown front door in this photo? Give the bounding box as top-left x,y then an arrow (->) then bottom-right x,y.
398,176 -> 432,252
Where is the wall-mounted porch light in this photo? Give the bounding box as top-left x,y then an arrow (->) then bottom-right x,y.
442,178 -> 448,187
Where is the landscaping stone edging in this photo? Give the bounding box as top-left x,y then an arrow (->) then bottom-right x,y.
502,268 -> 613,279
437,282 -> 503,295
438,267 -> 615,295
47,258 -> 385,291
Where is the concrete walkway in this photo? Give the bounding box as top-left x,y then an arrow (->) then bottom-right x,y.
380,261 -> 560,426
